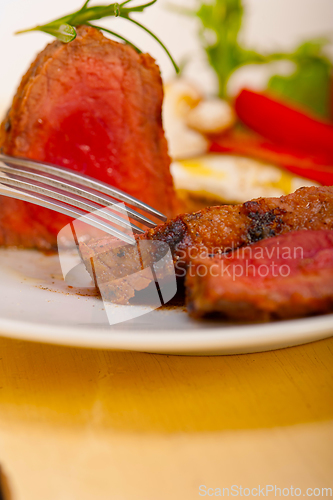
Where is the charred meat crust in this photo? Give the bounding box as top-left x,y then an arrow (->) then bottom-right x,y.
145,217 -> 189,255
146,186 -> 333,263
242,201 -> 285,242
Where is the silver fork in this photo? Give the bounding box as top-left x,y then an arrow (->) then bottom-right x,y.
0,153 -> 167,245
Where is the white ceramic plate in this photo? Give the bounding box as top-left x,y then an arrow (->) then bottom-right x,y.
0,248 -> 333,355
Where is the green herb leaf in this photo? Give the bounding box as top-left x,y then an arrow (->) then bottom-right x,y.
267,39 -> 332,119
121,0 -> 157,15
16,0 -> 178,73
195,0 -> 263,98
88,23 -> 142,53
124,16 -> 179,72
181,0 -> 333,117
17,23 -> 77,43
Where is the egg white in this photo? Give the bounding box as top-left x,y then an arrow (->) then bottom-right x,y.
171,154 -> 318,204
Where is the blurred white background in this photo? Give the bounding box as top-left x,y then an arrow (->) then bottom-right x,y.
0,0 -> 332,115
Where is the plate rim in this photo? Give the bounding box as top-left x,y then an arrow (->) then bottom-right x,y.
1,248 -> 333,355
0,313 -> 332,355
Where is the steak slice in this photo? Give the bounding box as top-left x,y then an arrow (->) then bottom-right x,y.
186,230 -> 333,321
0,25 -> 177,248
79,185 -> 333,304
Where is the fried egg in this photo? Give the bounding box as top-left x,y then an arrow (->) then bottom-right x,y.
171,154 -> 318,206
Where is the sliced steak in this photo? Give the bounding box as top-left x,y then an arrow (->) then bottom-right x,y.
79,186 -> 333,304
0,25 -> 177,248
186,230 -> 333,321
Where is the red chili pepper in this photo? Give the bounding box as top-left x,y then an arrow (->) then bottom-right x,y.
210,130 -> 333,186
234,89 -> 333,160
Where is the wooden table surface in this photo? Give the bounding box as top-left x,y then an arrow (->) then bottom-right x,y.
0,335 -> 332,500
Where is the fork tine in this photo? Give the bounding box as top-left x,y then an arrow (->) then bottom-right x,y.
0,163 -> 145,234
0,173 -> 145,234
0,183 -> 136,245
0,162 -> 152,229
0,153 -> 167,223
